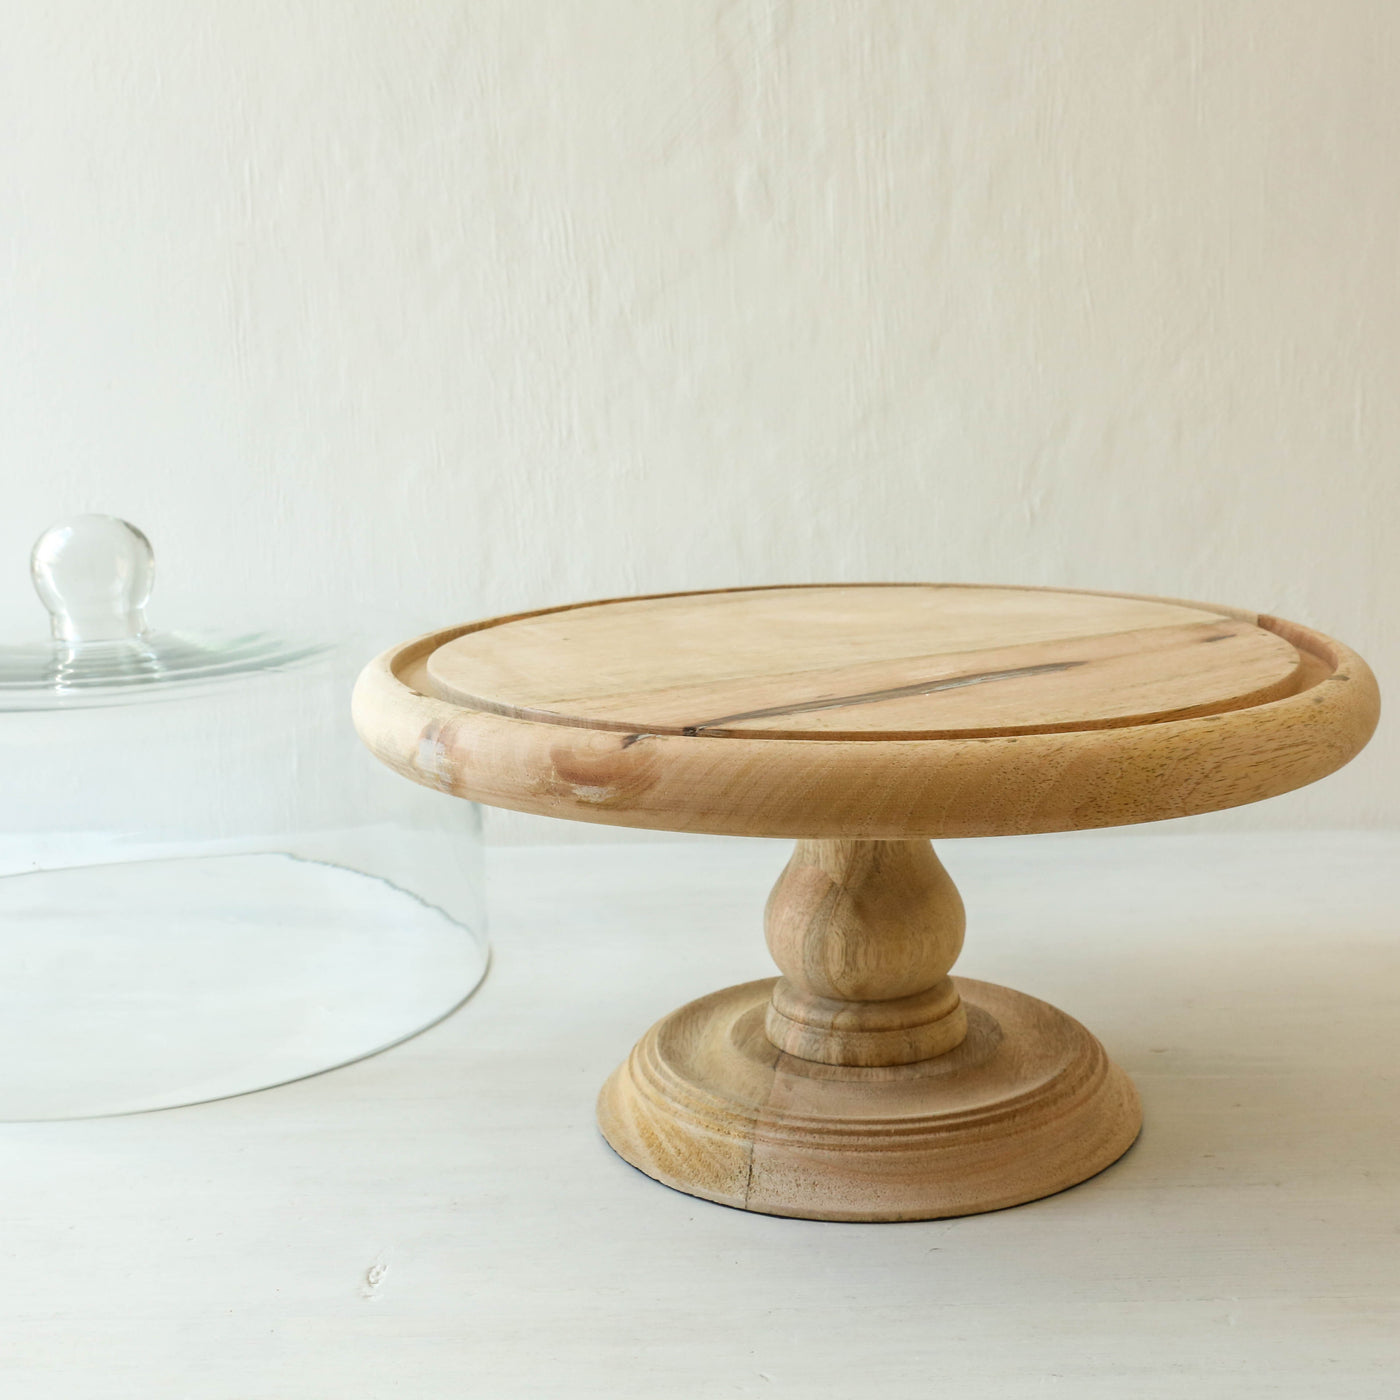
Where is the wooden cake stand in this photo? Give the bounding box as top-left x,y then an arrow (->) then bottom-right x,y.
354,585 -> 1378,1221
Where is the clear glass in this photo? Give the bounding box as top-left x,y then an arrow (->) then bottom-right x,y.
0,517 -> 487,1120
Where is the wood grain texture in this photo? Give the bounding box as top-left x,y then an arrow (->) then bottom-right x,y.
424,585 -> 1303,738
763,839 -> 968,1067
354,583 -> 1377,1220
353,584 -> 1379,840
598,835 -> 1141,1219
597,975 -> 1142,1221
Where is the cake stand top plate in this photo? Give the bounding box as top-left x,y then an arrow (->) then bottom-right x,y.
354,584 -> 1379,839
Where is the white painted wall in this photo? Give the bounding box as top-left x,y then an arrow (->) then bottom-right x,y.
1,1 -> 1394,839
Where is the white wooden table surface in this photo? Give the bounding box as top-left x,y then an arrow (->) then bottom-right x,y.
3,832 -> 1398,1398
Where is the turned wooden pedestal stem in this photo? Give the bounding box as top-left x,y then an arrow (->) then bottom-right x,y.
596,839 -> 1143,1220
355,583 -> 1379,1222
764,839 -> 968,1068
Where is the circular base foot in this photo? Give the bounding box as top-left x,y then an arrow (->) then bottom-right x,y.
598,977 -> 1141,1221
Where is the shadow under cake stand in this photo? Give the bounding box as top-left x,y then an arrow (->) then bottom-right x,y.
354,584 -> 1378,1221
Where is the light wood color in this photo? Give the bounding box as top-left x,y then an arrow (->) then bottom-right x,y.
353,585 -> 1378,840
424,585 -> 1305,739
763,840 -> 968,1067
597,970 -> 1141,1221
598,836 -> 1140,1219
354,583 -> 1379,1221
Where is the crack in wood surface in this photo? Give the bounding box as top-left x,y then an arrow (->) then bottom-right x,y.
681,660 -> 1085,735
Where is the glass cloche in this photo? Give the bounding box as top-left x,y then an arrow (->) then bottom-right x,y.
0,515 -> 488,1120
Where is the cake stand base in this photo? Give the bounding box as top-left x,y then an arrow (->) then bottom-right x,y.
598,976 -> 1141,1222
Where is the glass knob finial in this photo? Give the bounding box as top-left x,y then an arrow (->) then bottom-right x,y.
31,515 -> 155,643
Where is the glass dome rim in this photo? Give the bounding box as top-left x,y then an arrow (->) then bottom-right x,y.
0,628 -> 336,712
